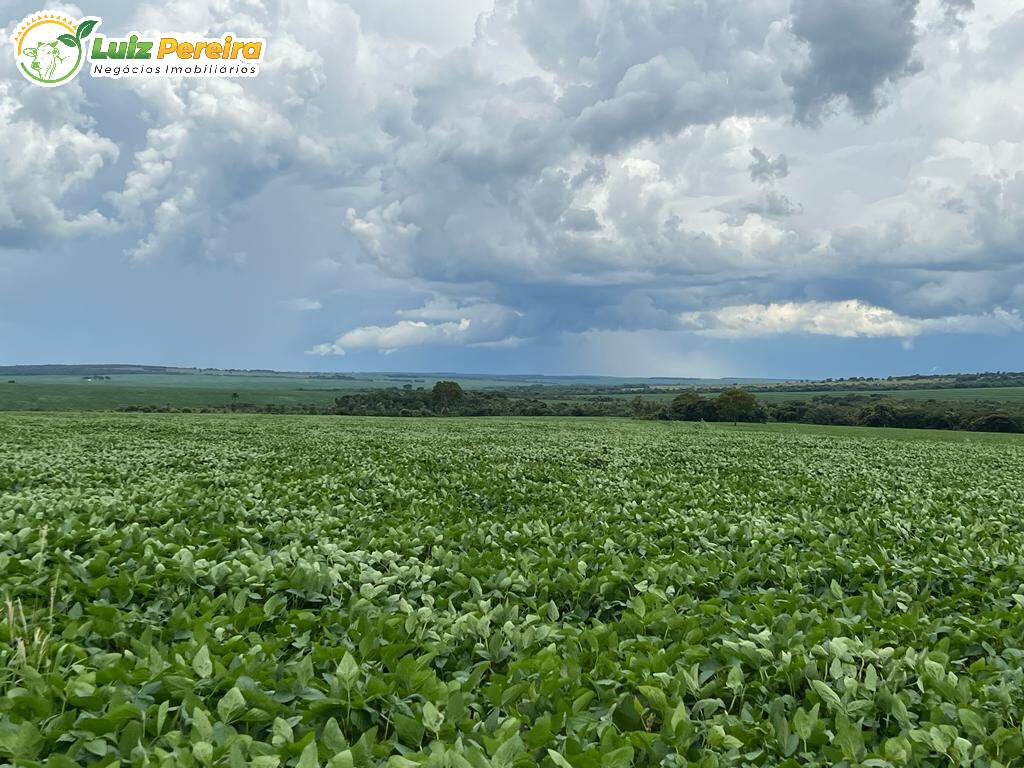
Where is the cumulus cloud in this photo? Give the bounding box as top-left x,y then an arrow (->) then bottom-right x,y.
788,0 -> 922,124
308,298 -> 525,354
825,141 -> 1024,272
679,300 -> 1024,339
0,82 -> 118,247
308,318 -> 470,355
3,0 -> 1024,371
102,0 -> 388,262
938,0 -> 974,29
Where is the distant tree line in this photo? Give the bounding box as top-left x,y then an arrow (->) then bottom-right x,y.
114,381 -> 1024,433
117,382 -> 629,418
652,391 -> 1023,433
762,394 -> 1024,433
620,370 -> 1024,397
330,381 -> 627,417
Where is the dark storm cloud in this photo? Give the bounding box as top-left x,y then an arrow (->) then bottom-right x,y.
753,148 -> 790,184
789,0 -> 922,124
749,148 -> 790,183
560,1 -> 796,152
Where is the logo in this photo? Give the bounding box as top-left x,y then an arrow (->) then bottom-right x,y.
12,11 -> 264,87
13,12 -> 98,86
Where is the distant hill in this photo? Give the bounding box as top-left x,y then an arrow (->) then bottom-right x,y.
0,364 -> 181,376
2,364 -> 1023,392
0,364 -> 284,377
0,364 -> 778,387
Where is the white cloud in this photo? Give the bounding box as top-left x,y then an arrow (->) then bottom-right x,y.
308,318 -> 471,355
308,298 -> 525,354
679,299 -> 1024,339
0,81 -> 118,247
98,0 -> 389,262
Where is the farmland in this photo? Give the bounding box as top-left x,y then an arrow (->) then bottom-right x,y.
752,387 -> 1024,403
2,414 -> 1024,766
0,373 -> 456,412
599,387 -> 1024,404
5,371 -> 1024,422
0,370 -> 760,413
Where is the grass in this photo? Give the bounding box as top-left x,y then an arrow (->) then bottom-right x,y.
720,418 -> 1024,443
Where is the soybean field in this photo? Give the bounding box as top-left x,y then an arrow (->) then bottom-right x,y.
2,414 -> 1024,767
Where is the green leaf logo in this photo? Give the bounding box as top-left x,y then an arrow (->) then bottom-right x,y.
76,19 -> 99,40
57,34 -> 77,47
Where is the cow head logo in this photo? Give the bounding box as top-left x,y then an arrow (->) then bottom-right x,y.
13,12 -> 99,87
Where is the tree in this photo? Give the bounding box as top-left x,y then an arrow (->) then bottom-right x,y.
431,380 -> 465,412
969,413 -> 1021,433
714,388 -> 763,425
629,396 -> 664,419
666,391 -> 713,421
859,401 -> 897,427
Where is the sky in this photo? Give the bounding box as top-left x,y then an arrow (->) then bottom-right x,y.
2,0 -> 1024,378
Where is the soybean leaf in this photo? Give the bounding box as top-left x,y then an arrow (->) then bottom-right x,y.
192,645 -> 213,679
810,680 -> 843,712
217,687 -> 247,723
